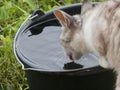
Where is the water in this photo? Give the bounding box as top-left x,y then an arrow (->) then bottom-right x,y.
16,20 -> 99,72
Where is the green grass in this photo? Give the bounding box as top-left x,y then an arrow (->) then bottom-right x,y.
0,0 -> 105,90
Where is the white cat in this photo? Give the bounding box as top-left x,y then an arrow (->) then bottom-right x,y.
54,0 -> 120,90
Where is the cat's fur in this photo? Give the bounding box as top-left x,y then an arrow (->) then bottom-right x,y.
54,0 -> 120,90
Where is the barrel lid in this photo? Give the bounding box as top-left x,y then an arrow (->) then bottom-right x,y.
14,4 -> 106,74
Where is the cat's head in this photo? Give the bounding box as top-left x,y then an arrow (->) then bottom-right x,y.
54,0 -> 92,60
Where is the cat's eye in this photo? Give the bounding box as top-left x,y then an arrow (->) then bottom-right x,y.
62,39 -> 70,43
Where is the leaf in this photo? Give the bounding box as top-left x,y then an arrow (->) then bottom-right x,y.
23,0 -> 37,10
0,1 -> 12,22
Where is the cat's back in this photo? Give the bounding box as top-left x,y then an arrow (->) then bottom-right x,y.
93,0 -> 120,68
83,0 -> 120,67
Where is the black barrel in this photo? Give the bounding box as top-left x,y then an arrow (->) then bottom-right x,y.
14,3 -> 116,90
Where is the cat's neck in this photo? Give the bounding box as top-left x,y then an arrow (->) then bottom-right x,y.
83,11 -> 99,56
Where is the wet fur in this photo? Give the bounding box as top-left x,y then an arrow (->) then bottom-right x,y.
54,0 -> 120,90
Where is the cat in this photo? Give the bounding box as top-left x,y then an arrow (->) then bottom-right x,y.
54,0 -> 120,90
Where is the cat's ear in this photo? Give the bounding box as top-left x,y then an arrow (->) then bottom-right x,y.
53,10 -> 74,28
81,0 -> 92,15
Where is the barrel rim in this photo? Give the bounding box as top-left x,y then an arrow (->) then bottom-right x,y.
13,3 -> 110,75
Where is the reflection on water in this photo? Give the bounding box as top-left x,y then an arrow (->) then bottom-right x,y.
16,19 -> 99,72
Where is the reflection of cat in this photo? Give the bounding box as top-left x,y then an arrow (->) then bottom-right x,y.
54,0 -> 120,90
